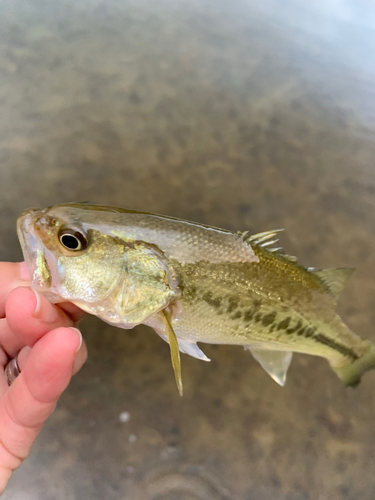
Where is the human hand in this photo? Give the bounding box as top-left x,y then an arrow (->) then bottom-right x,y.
0,262 -> 87,494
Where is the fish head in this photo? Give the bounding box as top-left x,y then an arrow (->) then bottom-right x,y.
17,206 -> 125,304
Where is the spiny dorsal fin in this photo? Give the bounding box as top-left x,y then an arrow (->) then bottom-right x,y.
238,229 -> 297,262
244,228 -> 285,243
312,268 -> 355,300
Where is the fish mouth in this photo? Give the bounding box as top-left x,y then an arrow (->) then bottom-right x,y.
17,208 -> 44,281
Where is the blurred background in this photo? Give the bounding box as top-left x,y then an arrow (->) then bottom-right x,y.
1,0 -> 375,499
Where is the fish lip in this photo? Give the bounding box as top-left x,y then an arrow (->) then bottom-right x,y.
18,207 -> 40,219
17,208 -> 43,279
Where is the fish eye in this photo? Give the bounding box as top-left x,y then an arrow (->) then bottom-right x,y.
59,229 -> 87,251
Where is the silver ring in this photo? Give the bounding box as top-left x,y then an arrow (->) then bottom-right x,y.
5,355 -> 21,386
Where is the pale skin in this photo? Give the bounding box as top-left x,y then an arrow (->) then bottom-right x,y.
0,262 -> 87,494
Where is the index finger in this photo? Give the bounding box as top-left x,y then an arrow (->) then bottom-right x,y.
0,262 -> 84,323
2,288 -> 85,357
0,263 -> 30,317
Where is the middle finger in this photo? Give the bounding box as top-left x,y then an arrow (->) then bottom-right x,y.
0,262 -> 30,318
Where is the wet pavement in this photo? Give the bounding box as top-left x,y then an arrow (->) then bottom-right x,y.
1,1 -> 375,499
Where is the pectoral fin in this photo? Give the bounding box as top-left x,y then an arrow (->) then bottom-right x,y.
246,347 -> 293,386
161,310 -> 183,396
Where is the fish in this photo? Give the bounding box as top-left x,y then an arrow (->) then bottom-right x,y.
17,202 -> 375,395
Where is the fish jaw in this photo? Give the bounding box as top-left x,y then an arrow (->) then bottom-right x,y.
17,208 -> 62,301
17,208 -> 41,280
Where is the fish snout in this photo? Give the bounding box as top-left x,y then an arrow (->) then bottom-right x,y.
17,208 -> 43,278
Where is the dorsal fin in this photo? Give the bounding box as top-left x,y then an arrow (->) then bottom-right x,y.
312,268 -> 355,300
238,229 -> 297,262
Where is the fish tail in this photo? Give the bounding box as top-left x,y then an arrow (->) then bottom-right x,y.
331,340 -> 375,387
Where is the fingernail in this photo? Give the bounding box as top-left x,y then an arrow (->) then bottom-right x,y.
32,289 -> 41,315
70,328 -> 83,353
31,289 -> 58,323
19,262 -> 30,281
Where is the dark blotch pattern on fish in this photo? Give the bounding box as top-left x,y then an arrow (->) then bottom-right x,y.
211,297 -> 223,308
243,300 -> 262,323
253,299 -> 262,308
272,314 -> 356,361
181,284 -> 198,303
255,312 -> 262,323
277,317 -> 291,330
203,291 -> 222,309
243,309 -> 255,322
231,311 -> 242,320
304,326 -> 316,338
227,296 -> 240,313
296,326 -> 307,336
286,319 -> 302,334
313,333 -> 358,361
262,311 -> 276,327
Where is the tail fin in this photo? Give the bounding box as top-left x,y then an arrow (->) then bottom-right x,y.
332,341 -> 375,387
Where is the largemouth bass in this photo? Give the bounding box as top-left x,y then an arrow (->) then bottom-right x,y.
17,202 -> 375,395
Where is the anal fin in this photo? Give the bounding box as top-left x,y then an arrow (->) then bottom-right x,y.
246,347 -> 293,386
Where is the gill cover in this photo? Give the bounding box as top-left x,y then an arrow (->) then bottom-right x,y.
111,244 -> 179,326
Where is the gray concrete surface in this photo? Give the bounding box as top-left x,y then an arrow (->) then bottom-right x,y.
1,1 -> 375,499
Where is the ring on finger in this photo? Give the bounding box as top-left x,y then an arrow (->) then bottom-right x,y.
4,354 -> 21,386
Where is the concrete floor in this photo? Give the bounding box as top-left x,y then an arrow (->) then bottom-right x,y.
1,0 -> 375,499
